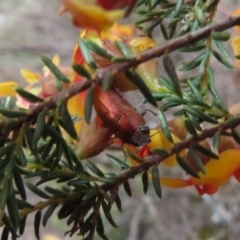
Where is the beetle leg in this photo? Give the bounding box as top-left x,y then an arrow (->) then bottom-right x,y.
140,109 -> 157,117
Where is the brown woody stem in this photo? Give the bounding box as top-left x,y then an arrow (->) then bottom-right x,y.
1,15 -> 240,134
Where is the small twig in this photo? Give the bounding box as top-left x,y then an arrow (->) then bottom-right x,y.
0,116 -> 238,226
1,15 -> 240,135
101,117 -> 240,192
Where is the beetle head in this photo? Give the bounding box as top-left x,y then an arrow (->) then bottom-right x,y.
131,125 -> 151,146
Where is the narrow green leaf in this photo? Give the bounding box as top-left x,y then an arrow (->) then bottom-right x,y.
168,22 -> 177,39
26,182 -> 50,199
150,148 -> 168,157
214,40 -> 229,58
96,215 -> 109,240
102,201 -> 117,228
1,226 -> 9,240
162,55 -> 182,98
86,161 -> 104,177
213,131 -> 221,154
187,79 -> 202,101
179,44 -> 205,52
53,78 -> 62,91
195,144 -> 219,159
42,203 -> 59,227
0,107 -> 27,118
15,87 -> 44,103
102,72 -> 113,92
114,194 -> 122,212
18,148 -> 27,167
43,124 -> 65,144
34,210 -> 41,240
160,23 -> 168,40
16,199 -> 34,209
123,181 -> 132,197
84,39 -> 112,59
125,71 -> 157,107
179,52 -> 205,71
212,50 -> 234,69
44,187 -> 67,198
185,106 -> 218,124
193,6 -> 206,26
41,56 -> 70,83
176,156 -> 200,178
142,171 -> 149,194
232,129 -> 240,144
2,215 -> 16,237
199,48 -> 210,73
4,155 -> 15,177
114,40 -> 133,58
84,87 -> 94,123
0,143 -> 15,158
106,154 -> 129,169
7,192 -> 21,228
4,96 -> 14,109
33,111 -> 46,146
158,110 -> 173,142
62,143 -> 74,170
144,17 -> 163,36
13,169 -> 26,200
188,148 -> 206,174
18,216 -> 27,235
152,166 -> 162,199
159,77 -> 175,92
175,0 -> 183,13
72,64 -> 91,79
211,31 -> 230,41
2,119 -> 18,135
67,145 -> 84,172
206,67 -> 220,100
60,104 -> 79,140
82,191 -> 97,201
78,37 -> 97,69
57,201 -> 74,219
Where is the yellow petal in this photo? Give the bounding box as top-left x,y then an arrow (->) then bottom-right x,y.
52,54 -> 60,66
67,91 -> 86,119
191,149 -> 240,186
231,36 -> 240,70
61,0 -> 124,31
125,36 -> 157,53
0,81 -> 18,96
100,23 -> 134,40
148,130 -> 185,167
158,177 -> 191,188
20,69 -> 41,83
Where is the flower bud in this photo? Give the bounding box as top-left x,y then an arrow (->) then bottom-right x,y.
74,120 -> 112,159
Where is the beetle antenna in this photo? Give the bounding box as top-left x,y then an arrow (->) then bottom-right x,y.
149,128 -> 164,138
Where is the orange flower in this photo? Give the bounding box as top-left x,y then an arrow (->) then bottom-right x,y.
74,116 -> 112,159
16,55 -> 72,108
60,0 -> 124,31
160,149 -> 240,195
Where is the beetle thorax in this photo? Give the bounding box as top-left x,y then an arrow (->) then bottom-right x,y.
130,125 -> 151,146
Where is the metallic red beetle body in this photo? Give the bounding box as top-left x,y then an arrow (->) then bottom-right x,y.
93,85 -> 150,146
